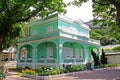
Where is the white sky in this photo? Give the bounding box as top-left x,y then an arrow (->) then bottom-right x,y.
63,0 -> 93,22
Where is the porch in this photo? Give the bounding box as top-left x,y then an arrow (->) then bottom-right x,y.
17,41 -> 91,68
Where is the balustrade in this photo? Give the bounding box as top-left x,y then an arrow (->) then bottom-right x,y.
63,58 -> 83,63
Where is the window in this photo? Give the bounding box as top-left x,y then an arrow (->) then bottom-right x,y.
75,48 -> 83,58
32,30 -> 37,35
63,47 -> 73,58
47,47 -> 53,58
47,26 -> 53,33
75,48 -> 79,58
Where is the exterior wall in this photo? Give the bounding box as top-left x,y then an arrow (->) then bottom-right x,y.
29,20 -> 58,36
17,13 -> 101,68
106,54 -> 120,64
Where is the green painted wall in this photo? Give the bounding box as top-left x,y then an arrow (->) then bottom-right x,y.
29,20 -> 58,36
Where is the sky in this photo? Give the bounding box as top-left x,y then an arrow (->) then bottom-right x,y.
63,0 -> 93,22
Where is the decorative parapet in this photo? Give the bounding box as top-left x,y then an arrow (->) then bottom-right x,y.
59,30 -> 100,45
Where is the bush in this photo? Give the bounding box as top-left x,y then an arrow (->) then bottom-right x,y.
21,65 -> 87,76
22,69 -> 37,76
112,46 -> 120,51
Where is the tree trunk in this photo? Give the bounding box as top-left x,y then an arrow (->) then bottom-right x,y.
116,5 -> 120,26
0,34 -> 4,52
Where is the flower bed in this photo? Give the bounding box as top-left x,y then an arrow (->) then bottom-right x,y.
20,64 -> 86,79
20,64 -> 120,80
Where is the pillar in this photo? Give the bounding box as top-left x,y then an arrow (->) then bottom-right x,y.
32,48 -> 37,69
83,45 -> 87,63
56,44 -> 63,67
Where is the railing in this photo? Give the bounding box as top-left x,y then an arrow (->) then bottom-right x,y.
19,59 -> 32,63
27,59 -> 32,63
19,58 -> 56,63
63,58 -> 83,63
20,59 -> 25,62
60,30 -> 100,45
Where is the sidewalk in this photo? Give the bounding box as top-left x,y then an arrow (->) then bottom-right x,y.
5,72 -> 33,80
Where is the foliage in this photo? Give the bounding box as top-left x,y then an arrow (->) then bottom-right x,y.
101,49 -> 108,64
61,64 -> 86,73
112,46 -> 120,51
35,66 -> 60,76
90,28 -> 119,46
0,0 -> 66,51
90,31 -> 102,40
91,50 -> 100,66
22,69 -> 37,76
71,0 -> 120,27
24,65 -> 87,76
95,64 -> 120,69
100,36 -> 119,45
104,48 -> 112,52
104,46 -> 120,52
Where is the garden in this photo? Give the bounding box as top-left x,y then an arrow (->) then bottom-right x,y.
21,64 -> 86,76
16,63 -> 120,80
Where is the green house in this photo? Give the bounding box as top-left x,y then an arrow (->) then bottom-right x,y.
17,14 -> 101,69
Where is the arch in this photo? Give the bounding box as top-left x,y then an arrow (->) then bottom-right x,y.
36,42 -> 57,60
86,45 -> 100,63
62,42 -> 84,60
35,40 -> 57,49
19,45 -> 33,60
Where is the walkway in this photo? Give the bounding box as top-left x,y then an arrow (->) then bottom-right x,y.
5,68 -> 120,80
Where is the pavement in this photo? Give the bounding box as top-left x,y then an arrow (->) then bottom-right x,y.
5,67 -> 120,80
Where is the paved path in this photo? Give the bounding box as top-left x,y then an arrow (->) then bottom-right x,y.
5,68 -> 120,80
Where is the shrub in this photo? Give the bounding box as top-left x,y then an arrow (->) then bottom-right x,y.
112,46 -> 120,51
22,69 -> 37,76
21,65 -> 87,76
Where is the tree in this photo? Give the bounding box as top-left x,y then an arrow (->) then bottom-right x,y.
90,31 -> 102,40
100,36 -> 119,45
92,0 -> 120,27
0,0 -> 66,51
71,0 -> 120,27
91,50 -> 100,66
101,48 -> 108,64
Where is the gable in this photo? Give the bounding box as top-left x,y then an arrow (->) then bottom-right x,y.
58,20 -> 90,38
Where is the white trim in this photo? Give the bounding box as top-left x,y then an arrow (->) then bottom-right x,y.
18,35 -> 100,46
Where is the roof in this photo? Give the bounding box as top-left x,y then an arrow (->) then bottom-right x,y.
29,13 -> 90,30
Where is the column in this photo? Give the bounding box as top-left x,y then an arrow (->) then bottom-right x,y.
17,50 -> 20,62
83,45 -> 87,63
32,48 -> 37,69
17,49 -> 21,68
56,45 -> 63,66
